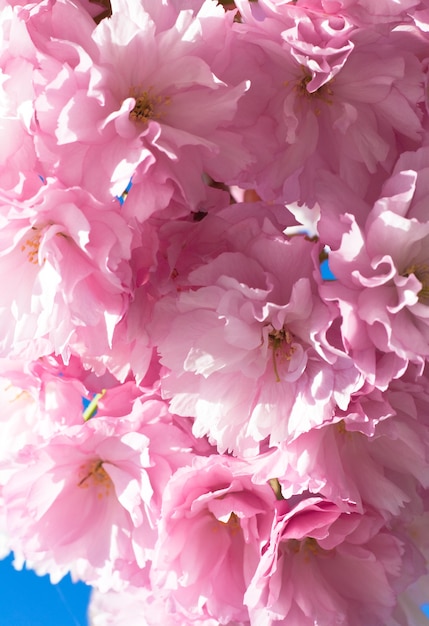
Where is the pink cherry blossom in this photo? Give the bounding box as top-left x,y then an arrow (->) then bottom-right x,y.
152,455 -> 277,624
0,3 -> 43,194
0,180 -> 134,365
3,415 -> 155,589
29,0 -> 249,214
0,1 -> 429,623
245,496 -> 425,626
252,391 -> 429,520
0,347 -> 214,588
321,147 -> 429,383
224,3 -> 424,201
151,205 -> 361,455
290,0 -> 420,27
89,585 -> 234,626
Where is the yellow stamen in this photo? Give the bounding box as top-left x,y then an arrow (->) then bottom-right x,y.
20,227 -> 41,265
129,86 -> 171,124
77,459 -> 113,500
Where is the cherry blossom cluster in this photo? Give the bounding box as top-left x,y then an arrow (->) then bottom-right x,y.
1,0 -> 429,624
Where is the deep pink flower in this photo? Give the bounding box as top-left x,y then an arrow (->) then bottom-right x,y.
152,455 -> 277,624
245,497 -> 425,626
411,2 -> 429,32
252,392 -> 429,520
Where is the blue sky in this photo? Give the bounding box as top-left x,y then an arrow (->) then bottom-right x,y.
0,554 -> 91,626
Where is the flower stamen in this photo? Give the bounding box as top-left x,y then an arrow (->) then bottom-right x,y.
77,459 -> 113,499
287,537 -> 323,561
129,86 -> 171,124
20,227 -> 41,265
220,512 -> 241,535
295,68 -> 334,115
403,263 -> 429,303
268,326 -> 296,382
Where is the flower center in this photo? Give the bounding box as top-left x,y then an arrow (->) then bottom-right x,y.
77,459 -> 113,500
129,86 -> 171,124
268,326 -> 296,382
402,263 -> 429,303
220,512 -> 241,535
294,69 -> 334,115
287,537 -> 322,561
211,511 -> 241,536
20,227 -> 41,265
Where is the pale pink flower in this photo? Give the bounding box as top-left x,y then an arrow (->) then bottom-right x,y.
3,415 -> 156,589
0,359 -> 42,458
76,218 -> 160,382
0,3 -> 43,193
226,4 -> 424,201
151,206 -> 361,455
321,147 -> 429,381
0,346 -> 214,589
89,585 -> 233,626
0,501 -> 10,561
0,180 -> 134,364
387,574 -> 429,626
30,0 -> 249,214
